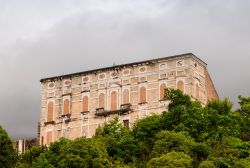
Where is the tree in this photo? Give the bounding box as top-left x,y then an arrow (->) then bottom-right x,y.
199,161 -> 215,168
21,145 -> 47,166
237,96 -> 250,141
233,158 -> 250,168
55,137 -> 112,168
152,131 -> 194,157
190,143 -> 210,167
0,125 -> 17,168
95,117 -> 138,164
133,114 -> 164,162
32,153 -> 55,168
147,151 -> 193,168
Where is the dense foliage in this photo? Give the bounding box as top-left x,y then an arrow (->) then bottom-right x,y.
0,126 -> 17,168
1,89 -> 250,167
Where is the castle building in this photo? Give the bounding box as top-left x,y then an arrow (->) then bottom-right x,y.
39,53 -> 218,145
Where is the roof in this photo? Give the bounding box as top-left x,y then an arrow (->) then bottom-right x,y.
40,53 -> 206,82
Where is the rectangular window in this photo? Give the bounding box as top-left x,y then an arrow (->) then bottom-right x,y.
123,119 -> 129,128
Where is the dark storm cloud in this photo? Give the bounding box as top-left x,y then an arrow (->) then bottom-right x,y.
0,0 -> 249,139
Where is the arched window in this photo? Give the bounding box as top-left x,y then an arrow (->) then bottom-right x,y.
99,93 -> 105,108
47,102 -> 53,121
196,83 -> 200,99
46,131 -> 52,145
177,80 -> 184,92
123,89 -> 129,104
63,99 -> 70,115
82,96 -> 89,112
111,91 -> 118,111
140,86 -> 146,103
160,83 -> 167,100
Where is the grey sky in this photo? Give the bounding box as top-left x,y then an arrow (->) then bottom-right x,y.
0,0 -> 249,139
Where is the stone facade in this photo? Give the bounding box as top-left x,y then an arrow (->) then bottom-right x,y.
39,53 -> 218,145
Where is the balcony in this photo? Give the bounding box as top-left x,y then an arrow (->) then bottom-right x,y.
95,103 -> 131,116
44,121 -> 55,125
61,113 -> 71,118
64,119 -> 71,124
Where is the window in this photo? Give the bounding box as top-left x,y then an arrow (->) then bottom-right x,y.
82,96 -> 89,112
41,136 -> 44,146
176,60 -> 184,66
139,66 -> 146,73
123,69 -> 130,76
46,131 -> 52,145
64,80 -> 71,86
99,93 -> 105,108
140,86 -> 146,103
123,119 -> 129,128
82,76 -> 90,83
177,81 -> 184,92
196,83 -> 200,99
48,82 -> 55,89
47,102 -> 53,122
159,63 -> 167,70
63,99 -> 70,115
160,83 -> 167,100
110,91 -> 118,111
123,89 -> 129,104
99,73 -> 106,80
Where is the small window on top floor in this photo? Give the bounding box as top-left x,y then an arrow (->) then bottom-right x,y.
159,63 -> 167,70
176,60 -> 184,67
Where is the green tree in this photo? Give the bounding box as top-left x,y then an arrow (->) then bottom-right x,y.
233,158 -> 250,168
152,131 -> 194,157
32,153 -> 55,168
147,151 -> 193,168
238,96 -> 250,141
199,161 -> 215,168
95,117 -> 138,164
133,114 -> 164,162
0,125 -> 17,168
21,145 -> 46,166
56,137 -> 112,168
190,143 -> 210,167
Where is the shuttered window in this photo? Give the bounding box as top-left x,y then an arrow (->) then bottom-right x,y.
111,91 -> 118,111
47,102 -> 53,121
123,89 -> 129,104
160,83 -> 167,100
99,93 -> 105,108
82,96 -> 89,112
140,87 -> 146,103
63,99 -> 70,115
177,81 -> 184,92
46,131 -> 52,144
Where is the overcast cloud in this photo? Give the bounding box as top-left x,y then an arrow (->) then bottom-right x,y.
0,0 -> 249,139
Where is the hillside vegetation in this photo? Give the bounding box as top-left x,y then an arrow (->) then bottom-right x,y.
1,89 -> 250,168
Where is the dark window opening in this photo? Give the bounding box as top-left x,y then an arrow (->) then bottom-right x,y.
123,119 -> 129,128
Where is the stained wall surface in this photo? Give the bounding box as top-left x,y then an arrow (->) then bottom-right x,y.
40,54 -> 218,145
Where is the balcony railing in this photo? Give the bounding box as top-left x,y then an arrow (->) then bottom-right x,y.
95,103 -> 131,116
44,121 -> 55,125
